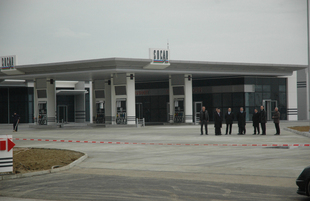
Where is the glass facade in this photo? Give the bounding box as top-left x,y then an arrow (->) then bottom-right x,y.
0,77 -> 287,124
244,77 -> 287,121
136,81 -> 169,122
192,78 -> 244,121
193,77 -> 287,121
0,87 -> 34,123
136,77 -> 287,123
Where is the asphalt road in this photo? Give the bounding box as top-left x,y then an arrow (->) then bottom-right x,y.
0,122 -> 310,201
0,169 -> 309,201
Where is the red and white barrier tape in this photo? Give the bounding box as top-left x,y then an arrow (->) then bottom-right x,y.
13,138 -> 310,147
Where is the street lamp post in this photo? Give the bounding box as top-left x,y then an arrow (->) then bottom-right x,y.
306,0 -> 310,133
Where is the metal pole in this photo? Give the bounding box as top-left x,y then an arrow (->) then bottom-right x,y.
7,88 -> 10,124
308,0 -> 310,132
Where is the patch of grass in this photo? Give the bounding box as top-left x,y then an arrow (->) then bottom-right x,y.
288,126 -> 310,132
13,148 -> 84,174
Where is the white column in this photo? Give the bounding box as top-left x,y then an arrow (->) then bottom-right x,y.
89,81 -> 93,123
287,72 -> 298,120
169,75 -> 174,123
46,79 -> 56,125
184,74 -> 193,123
306,68 -> 310,120
307,0 -> 310,120
126,73 -> 136,125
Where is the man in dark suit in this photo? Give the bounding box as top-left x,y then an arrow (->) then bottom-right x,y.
12,112 -> 20,132
214,108 -> 222,135
199,106 -> 209,135
272,107 -> 280,135
236,107 -> 246,135
260,105 -> 267,135
225,108 -> 234,135
252,108 -> 260,135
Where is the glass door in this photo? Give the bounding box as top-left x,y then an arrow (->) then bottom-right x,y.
263,99 -> 278,121
194,102 -> 203,124
58,105 -> 68,123
136,102 -> 143,120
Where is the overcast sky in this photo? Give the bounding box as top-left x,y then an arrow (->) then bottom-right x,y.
0,0 -> 308,65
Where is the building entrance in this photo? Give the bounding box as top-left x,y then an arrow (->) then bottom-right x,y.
116,99 -> 126,124
263,99 -> 278,121
57,105 -> 68,123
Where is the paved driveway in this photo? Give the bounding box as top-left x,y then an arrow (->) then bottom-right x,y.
0,121 -> 309,200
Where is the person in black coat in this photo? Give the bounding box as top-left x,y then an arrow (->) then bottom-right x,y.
260,105 -> 267,135
12,112 -> 20,132
236,107 -> 246,135
199,106 -> 209,135
252,109 -> 260,135
214,108 -> 222,135
272,107 -> 280,135
224,108 -> 234,135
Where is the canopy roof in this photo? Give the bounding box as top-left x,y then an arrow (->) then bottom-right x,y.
0,57 -> 307,82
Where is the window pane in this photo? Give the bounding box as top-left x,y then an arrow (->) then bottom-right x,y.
245,107 -> 255,122
279,85 -> 286,92
255,85 -> 262,92
279,93 -> 287,107
213,94 -> 222,108
223,93 -> 232,107
255,93 -> 262,106
233,93 -> 244,107
263,93 -> 271,99
263,85 -> 270,92
245,92 -> 254,106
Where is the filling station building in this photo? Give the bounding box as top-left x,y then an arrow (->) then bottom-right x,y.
0,49 -> 307,126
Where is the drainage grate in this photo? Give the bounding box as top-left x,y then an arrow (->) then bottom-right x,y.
265,146 -> 290,149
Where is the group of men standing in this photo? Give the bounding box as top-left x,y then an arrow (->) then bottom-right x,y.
200,106 -> 280,135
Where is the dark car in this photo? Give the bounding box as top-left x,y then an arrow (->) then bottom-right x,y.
296,166 -> 310,196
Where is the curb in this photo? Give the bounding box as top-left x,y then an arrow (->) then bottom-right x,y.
0,149 -> 88,181
284,127 -> 310,138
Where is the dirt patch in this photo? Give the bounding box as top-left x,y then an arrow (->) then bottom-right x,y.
13,147 -> 84,174
288,126 -> 310,132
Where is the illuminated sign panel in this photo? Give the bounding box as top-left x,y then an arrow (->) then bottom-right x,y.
149,48 -> 169,64
0,55 -> 24,75
1,55 -> 16,70
144,48 -> 170,69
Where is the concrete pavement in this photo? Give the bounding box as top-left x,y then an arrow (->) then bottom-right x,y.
0,121 -> 310,200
